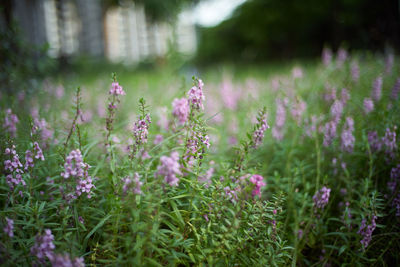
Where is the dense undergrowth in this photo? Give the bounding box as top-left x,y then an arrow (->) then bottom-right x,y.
1,49 -> 400,266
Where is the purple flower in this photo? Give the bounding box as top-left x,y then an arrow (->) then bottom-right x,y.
372,76 -> 383,102
48,253 -> 85,267
249,174 -> 266,197
368,131 -> 382,152
30,229 -> 55,263
391,78 -> 400,100
153,134 -> 164,145
322,47 -> 333,66
358,215 -> 377,249
4,145 -> 25,190
363,98 -> 374,114
341,117 -> 355,153
292,67 -> 303,79
172,98 -> 189,125
3,217 -> 14,238
330,100 -> 343,122
220,77 -> 241,110
272,98 -> 286,141
122,173 -> 143,195
351,61 -> 360,82
198,167 -> 214,188
382,127 -> 397,159
388,164 -> 400,216
313,186 -> 331,210
188,79 -> 205,110
109,82 -> 126,95
133,114 -> 151,147
323,120 -> 337,147
290,99 -> 306,125
156,151 -> 182,187
3,109 -> 19,137
253,109 -> 269,147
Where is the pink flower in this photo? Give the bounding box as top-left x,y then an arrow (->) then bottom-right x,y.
363,98 -> 374,114
188,79 -> 205,110
249,174 -> 266,197
109,82 -> 126,95
172,98 -> 189,125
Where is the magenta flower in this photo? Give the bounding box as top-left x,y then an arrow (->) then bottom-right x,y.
249,174 -> 266,197
109,82 -> 126,95
172,98 -> 189,125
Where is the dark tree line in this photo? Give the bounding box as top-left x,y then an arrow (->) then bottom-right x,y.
196,0 -> 400,64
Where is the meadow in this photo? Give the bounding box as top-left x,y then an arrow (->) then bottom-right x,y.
1,49 -> 400,266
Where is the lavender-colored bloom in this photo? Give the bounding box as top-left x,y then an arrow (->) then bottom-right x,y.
153,134 -> 163,145
133,114 -> 151,147
336,48 -> 348,68
341,117 -> 355,153
323,120 -> 337,147
391,78 -> 400,100
322,47 -> 333,66
358,215 -> 377,249
272,98 -> 286,140
3,217 -> 14,238
3,109 -> 19,137
30,229 -> 55,262
324,85 -> 337,102
32,117 -> 54,146
249,174 -> 266,197
388,164 -> 400,216
188,79 -> 205,110
340,88 -> 350,105
253,110 -> 270,147
382,127 -> 397,159
156,151 -> 182,187
220,77 -> 241,110
198,167 -> 214,188
372,76 -> 383,101
122,173 -> 143,195
351,61 -> 360,82
25,150 -> 35,170
109,82 -> 126,95
330,100 -> 343,122
367,131 -> 382,152
172,98 -> 189,125
291,99 -> 306,125
48,253 -> 85,267
363,98 -> 374,114
313,186 -> 331,210
292,67 -> 303,79
33,142 -> 44,161
4,145 -> 25,190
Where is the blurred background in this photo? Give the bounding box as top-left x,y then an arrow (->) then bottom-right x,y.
0,0 -> 399,88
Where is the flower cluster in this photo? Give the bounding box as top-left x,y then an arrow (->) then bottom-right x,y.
156,151 -> 181,187
388,164 -> 400,216
358,215 -> 377,249
290,98 -> 306,125
4,145 -> 25,190
109,81 -> 126,96
391,78 -> 400,100
122,172 -> 143,195
272,98 -> 286,140
24,142 -> 45,170
336,48 -> 348,68
30,229 -> 55,263
48,253 -> 85,267
184,130 -> 210,164
32,117 -> 54,146
340,117 -> 355,153
313,186 -> 331,210
3,108 -> 19,137
351,61 -> 360,82
61,149 -> 95,199
249,174 -> 266,197
363,98 -> 374,114
133,114 -> 151,148
172,98 -> 189,125
198,166 -> 214,188
3,217 -> 14,238
188,79 -> 205,110
252,109 -> 269,148
372,76 -> 383,102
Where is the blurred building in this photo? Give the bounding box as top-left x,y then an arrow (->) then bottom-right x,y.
3,0 -> 197,63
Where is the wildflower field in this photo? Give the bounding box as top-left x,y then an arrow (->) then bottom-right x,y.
1,50 -> 400,266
